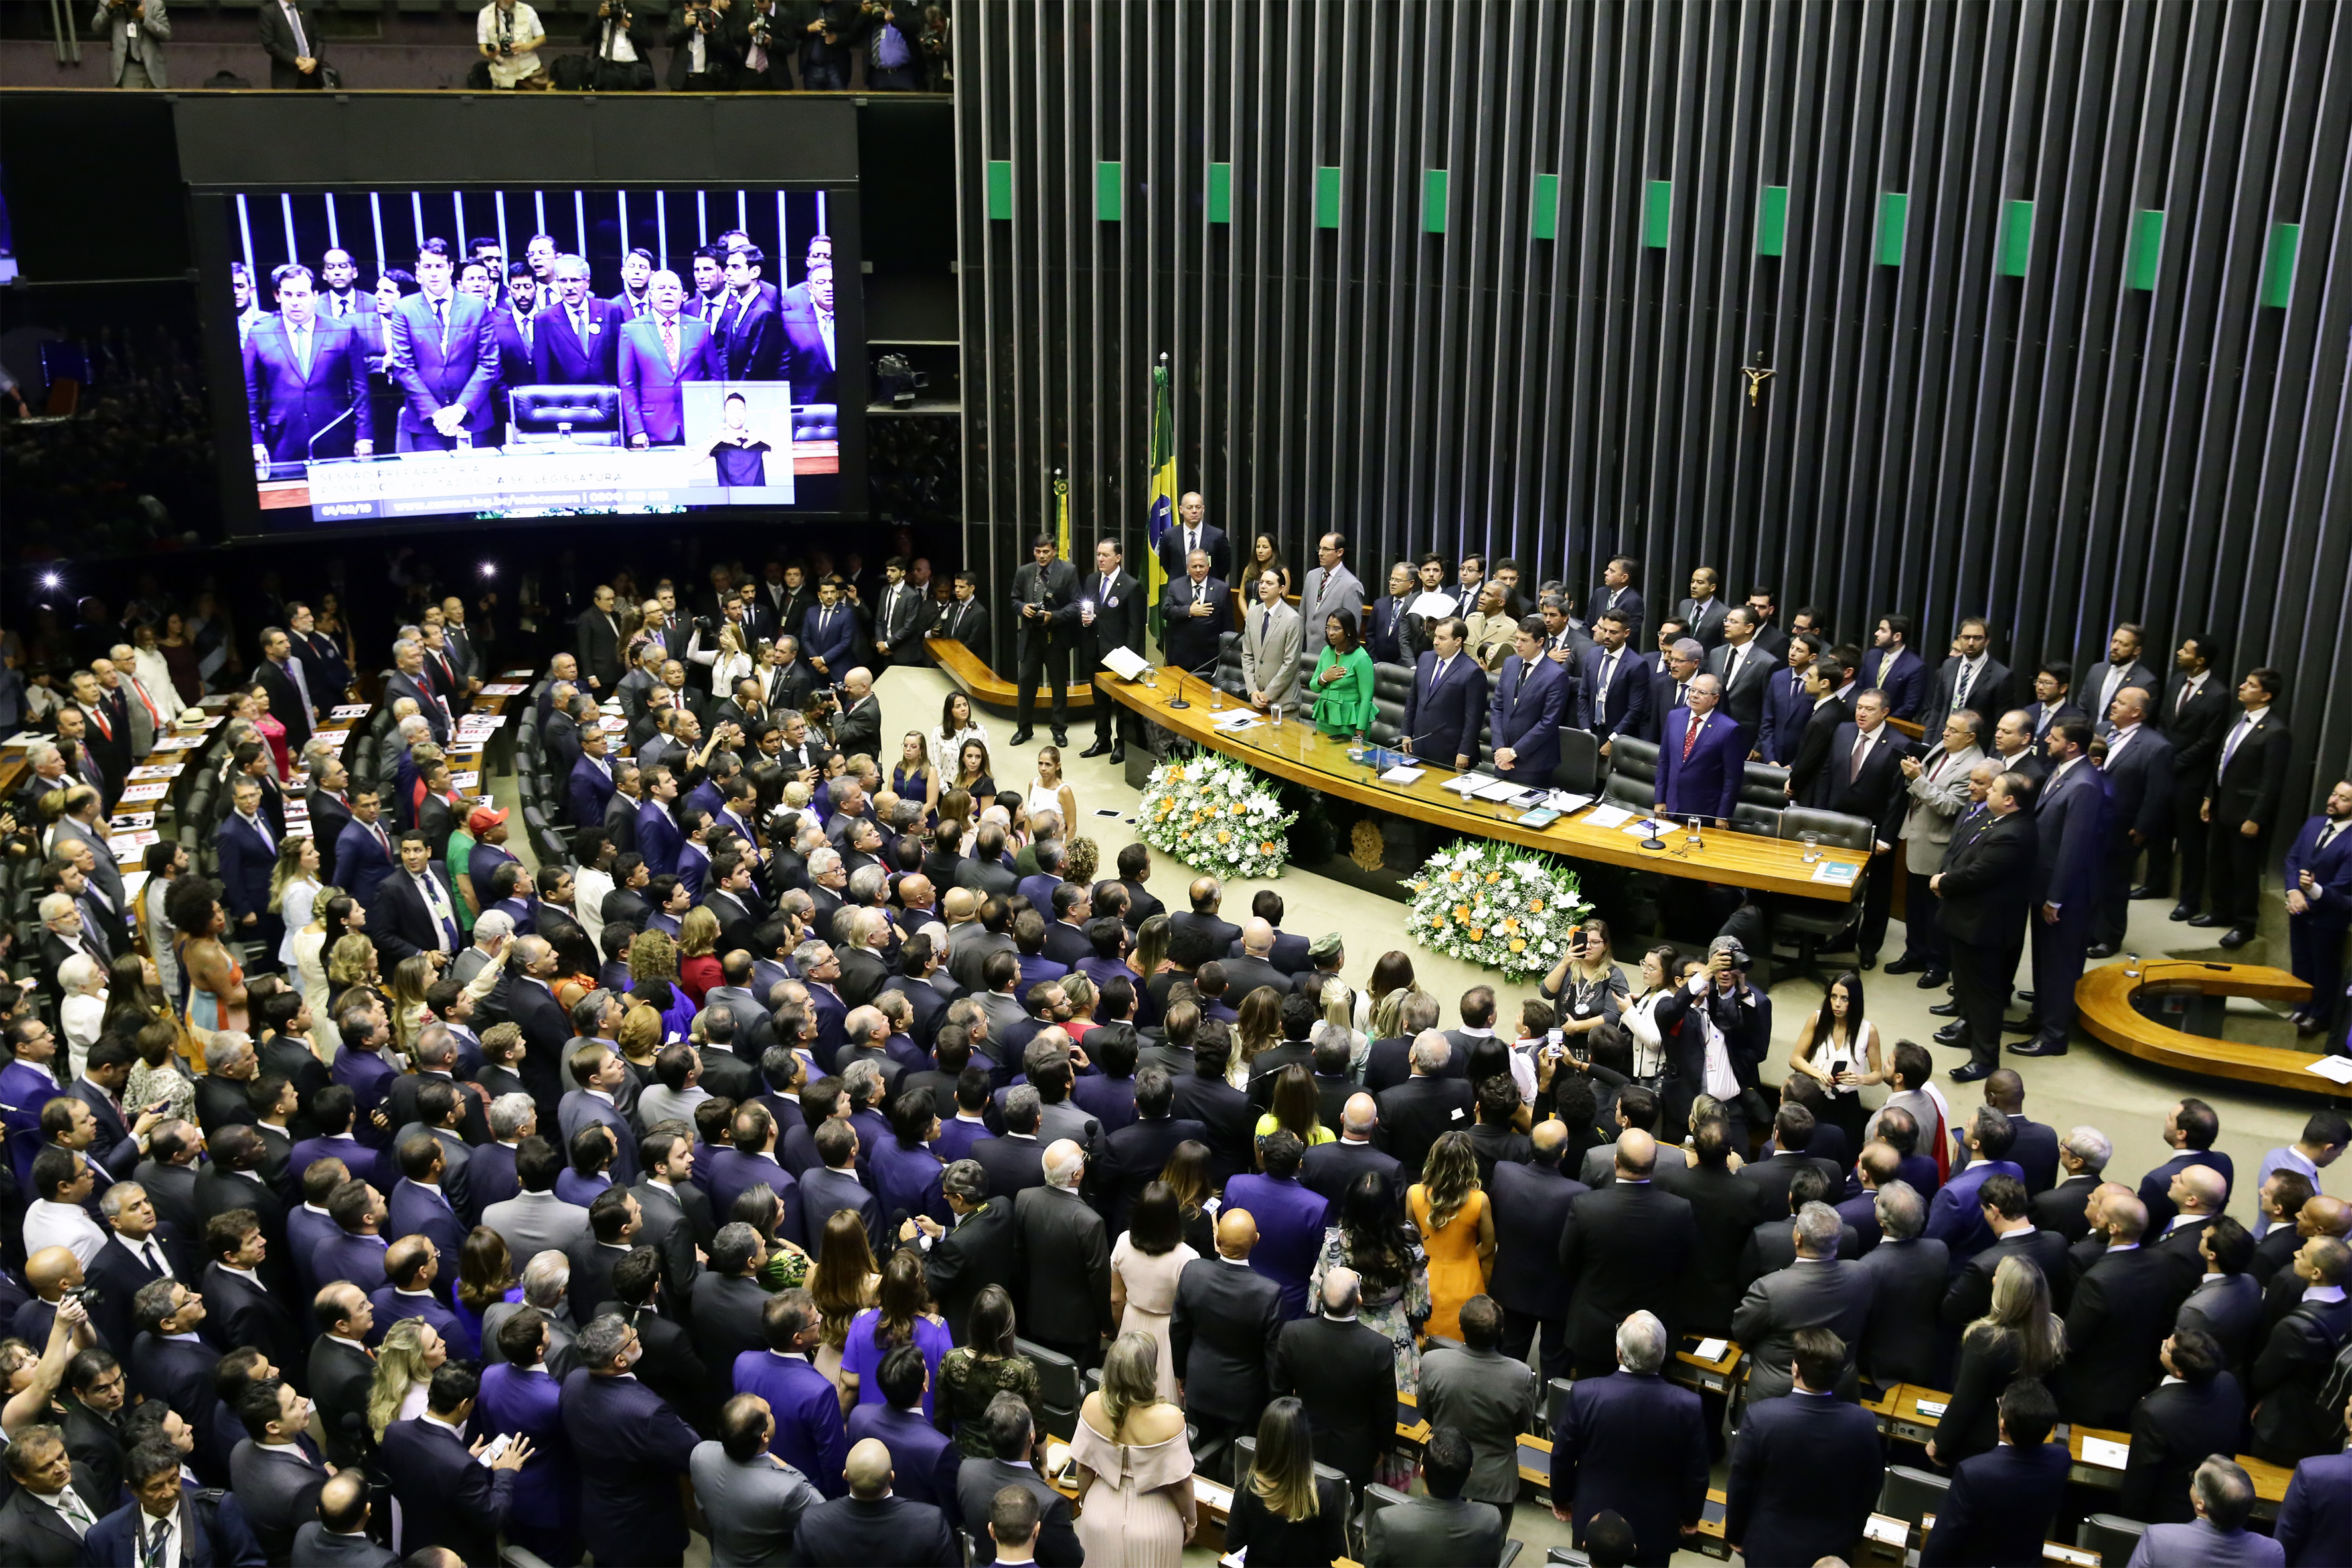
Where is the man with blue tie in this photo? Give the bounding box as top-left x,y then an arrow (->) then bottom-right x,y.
245,264 -> 372,469
1757,633 -> 1823,765
2019,718 -> 2103,1058
385,237 -> 499,452
533,254 -> 623,386
2197,668 -> 2294,949
333,789 -> 396,905
800,579 -> 858,688
1403,617 -> 1488,772
1488,616 -> 1570,785
1653,673 -> 1746,828
1857,613 -> 1930,720
215,778 -> 282,969
374,830 -> 463,966
617,269 -> 722,447
2283,778 -> 2352,1038
780,260 -> 838,405
562,1314 -> 702,1568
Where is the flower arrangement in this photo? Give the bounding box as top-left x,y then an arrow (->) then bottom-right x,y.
1136,753 -> 1297,880
1403,839 -> 1591,979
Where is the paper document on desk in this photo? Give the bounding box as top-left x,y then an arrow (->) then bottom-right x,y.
2304,1055 -> 2352,1085
1583,803 -> 1635,828
1472,779 -> 1529,802
1099,646 -> 1151,681
1379,765 -> 1427,784
480,682 -> 530,696
1549,792 -> 1595,813
1622,818 -> 1668,838
2079,1436 -> 2130,1468
1691,1338 -> 1731,1362
1441,773 -> 1498,795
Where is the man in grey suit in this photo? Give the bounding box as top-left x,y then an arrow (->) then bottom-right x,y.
1296,532 -> 1368,655
954,1393 -> 1084,1566
1239,567 -> 1304,718
92,0 -> 169,86
1707,607 -> 1775,735
288,1472 -> 399,1568
483,1137 -> 591,1262
50,787 -> 125,915
690,1393 -> 825,1568
1362,1426 -> 1506,1568
1731,1200 -> 1877,1404
1415,1295 -> 1537,1508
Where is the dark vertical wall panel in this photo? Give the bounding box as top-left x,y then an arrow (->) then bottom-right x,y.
957,0 -> 2352,808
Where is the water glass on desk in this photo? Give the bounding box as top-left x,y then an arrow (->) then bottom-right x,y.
1800,830 -> 1822,864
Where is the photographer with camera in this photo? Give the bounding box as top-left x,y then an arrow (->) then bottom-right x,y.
666,0 -> 738,90
856,0 -> 921,90
584,0 -> 655,90
734,0 -> 787,89
477,0 -> 549,88
791,0 -> 857,89
91,0 -> 169,88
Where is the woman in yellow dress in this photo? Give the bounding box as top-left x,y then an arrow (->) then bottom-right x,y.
1408,1130 -> 1493,1343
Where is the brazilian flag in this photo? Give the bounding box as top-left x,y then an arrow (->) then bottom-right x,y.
1145,360 -> 1176,645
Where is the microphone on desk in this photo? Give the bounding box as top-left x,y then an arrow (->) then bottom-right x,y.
1164,652 -> 1221,712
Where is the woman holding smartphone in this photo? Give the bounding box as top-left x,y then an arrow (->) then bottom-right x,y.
1541,920 -> 1630,1042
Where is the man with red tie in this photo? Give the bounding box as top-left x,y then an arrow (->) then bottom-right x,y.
617,268 -> 721,448
1653,672 -> 1747,827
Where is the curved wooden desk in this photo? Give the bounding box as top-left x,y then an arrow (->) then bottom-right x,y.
925,636 -> 1096,711
2077,959 -> 2344,1099
1093,666 -> 1868,900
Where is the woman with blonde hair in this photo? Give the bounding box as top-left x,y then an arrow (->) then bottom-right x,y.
1409,1130 -> 1493,1342
1225,1397 -> 1348,1567
1253,1064 -> 1334,1150
388,954 -> 435,1056
269,834 -> 323,972
1930,1254 -> 2065,1467
1071,1330 -> 1196,1566
366,1316 -> 447,1439
327,931 -> 378,998
627,927 -> 697,1039
894,731 -> 940,819
808,1209 -> 881,1389
676,906 -> 722,1004
616,1003 -> 665,1085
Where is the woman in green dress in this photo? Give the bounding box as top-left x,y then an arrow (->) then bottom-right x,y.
1308,609 -> 1378,737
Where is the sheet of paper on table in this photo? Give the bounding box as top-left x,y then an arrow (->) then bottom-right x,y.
480,683 -> 530,696
1099,647 -> 1151,681
2079,1436 -> 2130,1468
459,714 -> 508,730
1379,765 -> 1427,784
1622,818 -> 1667,838
119,782 -> 170,803
121,870 -> 149,904
1691,1338 -> 1731,1362
1913,1399 -> 1948,1418
450,772 -> 481,791
1863,1514 -> 1910,1548
111,812 -> 157,830
128,763 -> 185,780
148,734 -> 206,751
1440,773 -> 1498,795
1583,803 -> 1634,828
1212,714 -> 1263,732
2305,1056 -> 2352,1085
108,832 -> 161,856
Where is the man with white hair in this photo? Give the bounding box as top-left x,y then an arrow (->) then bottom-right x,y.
617,268 -> 720,447
2031,1125 -> 2110,1243
1375,1030 -> 1476,1176
1549,1309 -> 1711,1564
37,892 -> 107,985
384,638 -> 452,745
1269,1266 -> 1396,1490
469,1092 -> 536,1215
1012,1137 -> 1109,1366
1731,1200 -> 1875,1403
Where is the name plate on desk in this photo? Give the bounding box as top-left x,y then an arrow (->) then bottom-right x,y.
2079,1435 -> 2129,1468
331,704 -> 372,720
481,683 -> 530,696
119,781 -> 170,803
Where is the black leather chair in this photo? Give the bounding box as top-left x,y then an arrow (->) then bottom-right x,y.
507,386 -> 623,447
1770,805 -> 1876,977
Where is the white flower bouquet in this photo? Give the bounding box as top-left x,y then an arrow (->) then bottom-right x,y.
1403,838 -> 1591,979
1136,753 -> 1297,880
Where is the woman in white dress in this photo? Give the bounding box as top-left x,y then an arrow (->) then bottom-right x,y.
1789,969 -> 1884,1154
929,690 -> 989,779
272,834 -> 323,973
1107,1185 -> 1198,1399
688,619 -> 755,696
293,892 -> 364,1058
1026,744 -> 1077,828
1618,944 -> 1684,1093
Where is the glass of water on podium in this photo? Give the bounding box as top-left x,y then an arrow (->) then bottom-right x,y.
1800,830 -> 1822,864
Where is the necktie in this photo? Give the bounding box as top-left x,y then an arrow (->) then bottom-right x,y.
372,821 -> 391,856
1954,662 -> 1975,710
1595,653 -> 1615,719
1683,714 -> 1701,759
89,704 -> 111,740
53,1486 -> 94,1535
433,297 -> 447,337
2175,678 -> 2193,718
141,1239 -> 165,1276
283,1 -> 308,56
294,323 -> 311,376
2220,716 -> 2251,776
246,813 -> 274,854
573,306 -> 587,345
1850,730 -> 1871,781
2320,822 -> 2341,852
661,317 -> 679,366
1727,645 -> 1745,688
143,1516 -> 169,1568
1675,681 -> 1688,709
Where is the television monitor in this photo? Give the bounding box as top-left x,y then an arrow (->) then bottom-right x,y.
206,184 -> 854,533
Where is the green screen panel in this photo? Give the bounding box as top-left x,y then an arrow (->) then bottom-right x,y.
1423,169 -> 1449,234
1315,166 -> 1342,230
2261,222 -> 2300,308
1757,185 -> 1788,257
1207,162 -> 1233,224
1532,173 -> 1560,241
1877,192 -> 1908,266
1096,161 -> 1123,222
1644,179 -> 1671,248
2126,209 -> 2164,291
986,160 -> 1014,220
2000,198 -> 2033,277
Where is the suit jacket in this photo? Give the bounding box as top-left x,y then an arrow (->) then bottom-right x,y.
287,1521 -> 396,1567
2276,1447 -> 2352,1568
2029,1173 -> 2100,1243
1169,1254 -> 1284,1423
711,286 -> 785,381
791,1494 -> 960,1568
228,1437 -> 328,1565
371,863 -> 461,967
1157,522 -> 1233,585
1707,639 -> 1776,732
204,1263 -> 305,1381
92,0 -> 169,84
1755,665 -> 1814,764
385,291 -> 499,439
258,0 -> 325,86
2207,706 -> 2292,831
1558,1182 -> 1699,1370
559,1369 -> 701,1566
378,1412 -> 516,1566
2250,1295 -> 2352,1462
2159,671 -> 2233,781
1855,645 -> 1930,720
1269,1313 -> 1395,1486
2126,1520 -> 2292,1568
1417,1346 -> 1535,1505
307,1334 -> 376,1468
1676,596 -> 1730,649
1158,574 -> 1229,674
1232,597 -> 1304,710
1012,1184 -> 1110,1346
1549,1370 -> 1711,1563
799,1164 -> 883,1255
1732,1255 -> 1876,1402
1486,652 -> 1571,779
2031,757 -> 2106,909
1942,1227 -> 2075,1328
1373,1075 -> 1474,1178
1936,811 -> 2038,947
931,597 -> 989,653
616,313 -> 722,446
532,296 -> 623,385
1725,1391 -> 1885,1567
2065,1245 -> 2193,1427
1812,720 -> 1912,839
2137,1150 -> 2236,1235
779,303 -> 838,404
2284,812 -> 2352,929
1920,1441 -> 2073,1568
0,1464 -> 112,1567
955,1457 -> 1083,1567
1486,1158 -> 1585,1318
1931,655 -> 2013,722
1221,1174 -> 1326,1320
244,315 -> 371,463
83,1489 -> 265,1567
1403,649 -> 1489,767
2120,1373 -> 2248,1525
1654,708 -> 1749,821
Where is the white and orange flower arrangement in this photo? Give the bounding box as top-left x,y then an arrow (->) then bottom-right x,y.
1136,754 -> 1296,880
1404,839 -> 1589,979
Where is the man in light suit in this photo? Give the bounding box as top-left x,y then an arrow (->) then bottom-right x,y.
1653,673 -> 1746,826
1417,1296 -> 1537,1508
1362,1427 -> 1506,1568
92,0 -> 169,86
2126,1457 -> 2290,1568
2082,622 -> 2161,735
1889,713 -> 1985,980
1706,606 -> 1774,736
692,1394 -> 828,1568
1549,1310 -> 1710,1568
1075,538 -> 1144,763
2282,778 -> 2352,1036
1488,615 -> 1571,785
534,255 -> 623,386
1402,617 -> 1488,772
483,1137 -> 592,1262
617,269 -> 722,447
245,264 -> 371,467
2020,717 -> 2103,1057
1238,565 -> 1303,717
386,238 -> 500,451
1296,532 -> 1367,650
1857,613 -> 1930,720
2092,686 -> 2175,955
1731,1200 -> 1877,1403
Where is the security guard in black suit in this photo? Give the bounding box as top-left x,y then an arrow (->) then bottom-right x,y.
1010,534 -> 1079,747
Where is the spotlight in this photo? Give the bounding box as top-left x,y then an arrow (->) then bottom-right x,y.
479,562 -> 498,579
39,572 -> 62,591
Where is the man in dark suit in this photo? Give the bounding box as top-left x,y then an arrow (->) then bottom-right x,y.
1673,566 -> 1729,649
258,0 -> 330,88
1073,538 -> 1145,763
1756,633 -> 1822,765
1939,1174 -> 2074,1326
1706,607 -> 1775,735
933,572 -> 990,650
2022,661 -> 2091,742
1373,1034 -> 1474,1178
1156,491 -> 1232,586
779,260 -> 838,404
1723,1328 -> 1885,1568
1583,609 -> 1651,752
2019,718 -> 2104,1056
377,1363 -> 526,1563
712,246 -> 785,380
1653,673 -> 1747,827
2154,633 -> 2233,910
2082,623 -> 2161,732
1011,1141 -> 1110,1366
1549,1308 -> 1710,1568
2063,1190 -> 2192,1428
1854,1178 -> 1948,1388
1931,617 -> 2013,724
1169,1208 -> 1285,1452
1815,688 -> 1912,961
307,1284 -> 377,1468
955,1394 -> 1084,1567
226,1376 -> 331,1563
85,1440 -> 266,1566
1588,556 -> 1644,645
287,1472 -> 398,1568
617,270 -> 722,447
2274,1389 -> 2352,1567
1403,617 -> 1490,771
202,1212 -> 304,1375
1919,1380 -> 2072,1568
560,1314 -> 700,1566
1488,1121 -> 1585,1380
2196,666 -> 2294,947
1934,771 -> 2038,1080
1651,1117 -> 1761,1337
2092,686 -> 2175,955
1558,1131 -> 1699,1377
1270,1268 -> 1397,1489
2284,780 -> 2352,1038
534,257 -> 623,385
2119,1328 -> 2248,1525
244,265 -> 372,469
1488,617 -> 1571,783
1156,543 -> 1227,688
1008,536 -> 1081,747
385,239 -> 499,451
793,1436 -> 961,1567
0,1421 -> 112,1567
2031,1132 -> 2106,1243
371,830 -> 463,966
1856,613 -> 1930,720
2248,1235 -> 2352,1464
